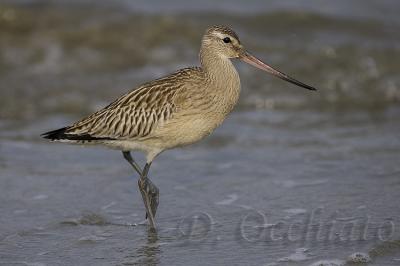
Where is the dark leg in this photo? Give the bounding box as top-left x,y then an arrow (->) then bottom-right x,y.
122,151 -> 142,175
138,162 -> 159,229
122,151 -> 159,229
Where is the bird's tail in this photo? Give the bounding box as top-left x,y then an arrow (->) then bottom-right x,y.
41,127 -> 113,142
41,127 -> 70,140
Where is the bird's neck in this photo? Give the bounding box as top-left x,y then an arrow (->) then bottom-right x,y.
199,46 -> 241,95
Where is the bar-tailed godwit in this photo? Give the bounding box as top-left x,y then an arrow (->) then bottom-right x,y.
42,25 -> 316,229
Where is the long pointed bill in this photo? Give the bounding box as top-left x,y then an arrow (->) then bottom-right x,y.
239,51 -> 317,91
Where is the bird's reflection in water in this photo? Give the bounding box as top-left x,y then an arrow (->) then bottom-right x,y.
128,228 -> 161,266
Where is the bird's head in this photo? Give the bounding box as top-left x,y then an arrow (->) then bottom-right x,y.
202,25 -> 317,91
202,25 -> 244,59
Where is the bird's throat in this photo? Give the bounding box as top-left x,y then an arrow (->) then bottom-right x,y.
199,47 -> 241,113
199,47 -> 241,95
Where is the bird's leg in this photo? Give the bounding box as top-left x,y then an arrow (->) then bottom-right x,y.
138,162 -> 159,229
122,151 -> 142,175
122,151 -> 159,229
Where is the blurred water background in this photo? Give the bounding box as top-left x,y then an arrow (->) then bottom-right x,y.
0,1 -> 400,265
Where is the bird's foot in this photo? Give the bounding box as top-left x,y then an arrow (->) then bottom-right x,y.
138,177 -> 159,229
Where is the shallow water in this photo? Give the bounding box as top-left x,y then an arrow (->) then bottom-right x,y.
1,1 -> 400,265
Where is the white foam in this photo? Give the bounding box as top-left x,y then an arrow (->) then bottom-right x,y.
216,194 -> 238,205
12,262 -> 47,266
309,259 -> 345,266
263,263 -> 278,266
101,201 -> 116,210
25,263 -> 47,266
32,194 -> 48,200
236,204 -> 253,210
278,248 -> 311,262
283,208 -> 307,215
274,179 -> 328,188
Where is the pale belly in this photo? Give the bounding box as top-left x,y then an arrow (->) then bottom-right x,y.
162,116 -> 224,148
154,93 -> 239,150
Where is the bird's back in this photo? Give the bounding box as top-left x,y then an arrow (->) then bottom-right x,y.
42,67 -> 205,144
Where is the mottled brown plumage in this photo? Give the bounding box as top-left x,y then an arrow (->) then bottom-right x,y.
67,68 -> 200,141
42,25 -> 316,230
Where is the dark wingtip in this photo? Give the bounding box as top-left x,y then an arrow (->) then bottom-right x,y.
41,127 -> 115,141
41,127 -> 68,140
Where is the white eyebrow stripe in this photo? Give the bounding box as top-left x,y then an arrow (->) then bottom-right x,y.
213,32 -> 228,39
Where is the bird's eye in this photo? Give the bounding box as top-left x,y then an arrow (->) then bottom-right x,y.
223,37 -> 231,43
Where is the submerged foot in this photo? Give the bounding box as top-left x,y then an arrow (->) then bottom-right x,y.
138,177 -> 159,229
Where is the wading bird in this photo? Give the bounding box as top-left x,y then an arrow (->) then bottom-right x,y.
42,25 -> 316,229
